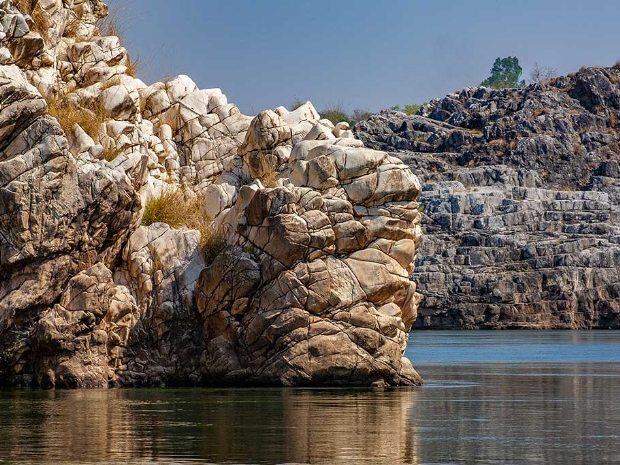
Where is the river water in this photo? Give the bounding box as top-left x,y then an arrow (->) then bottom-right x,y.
1,331 -> 619,464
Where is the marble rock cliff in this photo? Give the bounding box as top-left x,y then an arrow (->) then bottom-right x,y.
0,0 -> 423,387
355,68 -> 620,329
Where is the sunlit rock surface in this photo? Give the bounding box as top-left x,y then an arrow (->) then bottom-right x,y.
355,70 -> 620,329
0,0 -> 423,387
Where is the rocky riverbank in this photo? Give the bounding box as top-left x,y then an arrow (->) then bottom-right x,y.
355,68 -> 620,329
0,0 -> 423,388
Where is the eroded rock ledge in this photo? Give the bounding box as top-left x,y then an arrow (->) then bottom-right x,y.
0,0 -> 423,387
355,69 -> 620,329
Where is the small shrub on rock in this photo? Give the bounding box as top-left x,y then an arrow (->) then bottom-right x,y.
101,144 -> 121,162
46,96 -> 107,141
142,189 -> 225,263
320,103 -> 354,126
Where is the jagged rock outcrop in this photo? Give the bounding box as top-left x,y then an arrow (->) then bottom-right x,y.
195,134 -> 423,386
355,67 -> 620,329
0,0 -> 424,387
0,63 -> 141,386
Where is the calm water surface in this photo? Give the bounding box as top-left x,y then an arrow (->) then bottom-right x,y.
1,331 -> 619,465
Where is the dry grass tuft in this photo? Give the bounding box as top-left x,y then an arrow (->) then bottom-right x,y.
288,98 -> 307,112
573,143 -> 585,155
30,4 -> 50,40
14,0 -> 52,42
13,0 -> 35,14
63,14 -> 81,38
46,96 -> 107,141
101,76 -> 121,91
96,1 -> 140,78
97,0 -> 128,39
126,54 -> 140,78
533,107 -> 551,117
252,151 -> 281,188
101,144 -> 121,162
261,159 -> 280,188
142,189 -> 189,228
142,189 -> 225,263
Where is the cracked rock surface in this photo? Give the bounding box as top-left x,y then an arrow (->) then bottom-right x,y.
355,68 -> 620,329
0,0 -> 423,387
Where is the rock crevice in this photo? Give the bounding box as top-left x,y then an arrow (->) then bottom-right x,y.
0,0 -> 423,387
355,69 -> 620,329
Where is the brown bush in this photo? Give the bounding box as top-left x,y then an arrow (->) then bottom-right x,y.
142,189 -> 225,263
101,145 -> 121,162
46,97 -> 107,141
126,54 -> 140,77
13,0 -> 34,14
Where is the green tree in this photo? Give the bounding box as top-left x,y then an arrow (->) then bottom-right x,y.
481,56 -> 526,89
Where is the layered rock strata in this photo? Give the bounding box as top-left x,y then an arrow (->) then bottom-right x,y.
355,68 -> 620,329
0,0 -> 423,387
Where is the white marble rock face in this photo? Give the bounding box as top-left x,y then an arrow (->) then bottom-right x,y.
0,0 -> 424,387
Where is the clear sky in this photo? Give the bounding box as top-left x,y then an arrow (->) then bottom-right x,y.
115,0 -> 620,115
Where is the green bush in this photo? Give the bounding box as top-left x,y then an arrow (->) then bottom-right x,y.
391,103 -> 424,115
320,102 -> 355,126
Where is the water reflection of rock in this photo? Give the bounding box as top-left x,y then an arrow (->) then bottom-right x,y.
0,388 -> 423,464
1,363 -> 620,464
282,389 -> 421,464
192,389 -> 423,464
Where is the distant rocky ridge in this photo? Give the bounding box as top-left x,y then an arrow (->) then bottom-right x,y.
355,68 -> 620,329
0,1 -> 423,387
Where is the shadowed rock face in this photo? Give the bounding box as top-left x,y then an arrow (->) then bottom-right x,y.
0,1 -> 424,387
0,65 -> 141,388
355,68 -> 620,329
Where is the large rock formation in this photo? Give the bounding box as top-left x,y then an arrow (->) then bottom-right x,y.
0,0 -> 423,387
355,68 -> 620,329
196,132 -> 423,386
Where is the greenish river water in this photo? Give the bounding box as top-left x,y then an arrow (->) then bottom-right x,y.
1,331 -> 619,464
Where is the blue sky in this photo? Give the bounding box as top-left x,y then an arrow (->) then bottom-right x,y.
116,0 -> 620,114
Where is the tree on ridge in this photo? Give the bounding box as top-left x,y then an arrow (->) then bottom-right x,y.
481,56 -> 526,89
